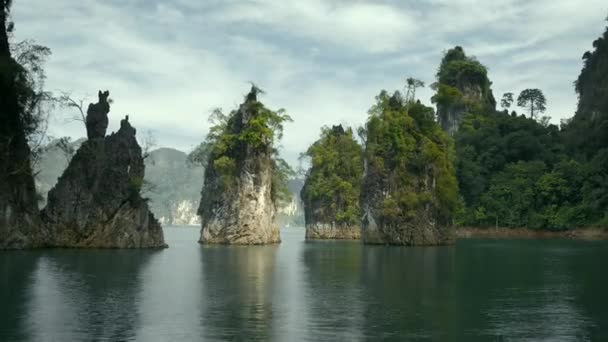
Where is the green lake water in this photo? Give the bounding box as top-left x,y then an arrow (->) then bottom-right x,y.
1,227 -> 607,341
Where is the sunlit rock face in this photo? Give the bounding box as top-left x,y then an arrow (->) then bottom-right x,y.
198,88 -> 280,245
41,93 -> 166,248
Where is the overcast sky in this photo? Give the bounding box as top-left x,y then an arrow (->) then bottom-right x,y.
10,0 -> 608,165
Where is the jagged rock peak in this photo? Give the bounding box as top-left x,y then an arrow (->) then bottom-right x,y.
42,92 -> 166,248
85,90 -> 110,139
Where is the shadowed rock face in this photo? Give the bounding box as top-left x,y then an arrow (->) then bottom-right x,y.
42,96 -> 166,249
0,3 -> 47,249
198,88 -> 280,245
85,90 -> 110,139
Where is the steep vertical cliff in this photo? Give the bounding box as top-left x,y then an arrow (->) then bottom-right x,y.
361,91 -> 458,245
0,2 -> 47,249
198,86 -> 291,244
432,46 -> 496,136
42,92 -> 166,248
565,21 -> 608,160
301,125 -> 363,239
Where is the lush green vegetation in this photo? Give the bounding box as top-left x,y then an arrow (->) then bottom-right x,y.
453,21 -> 608,230
431,46 -> 495,113
194,87 -> 294,204
300,125 -> 363,226
362,91 -> 458,226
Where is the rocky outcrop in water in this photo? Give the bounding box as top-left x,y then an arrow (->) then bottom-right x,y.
42,93 -> 166,248
301,125 -> 363,240
433,46 -> 496,136
0,3 -> 48,249
361,92 -> 458,245
198,86 -> 289,244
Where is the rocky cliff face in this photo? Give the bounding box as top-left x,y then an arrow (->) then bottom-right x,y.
434,46 -> 496,136
198,87 -> 284,244
361,93 -> 458,245
565,22 -> 608,159
41,92 -> 166,248
0,4 -> 47,249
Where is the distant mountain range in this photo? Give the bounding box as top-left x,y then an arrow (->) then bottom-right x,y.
35,139 -> 304,226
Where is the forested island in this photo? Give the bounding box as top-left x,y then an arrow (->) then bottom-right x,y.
1,0 -> 607,249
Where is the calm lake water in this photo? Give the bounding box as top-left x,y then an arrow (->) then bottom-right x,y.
1,227 -> 607,341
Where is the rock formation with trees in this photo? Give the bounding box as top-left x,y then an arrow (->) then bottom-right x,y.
301,124 -> 363,240
198,86 -> 292,244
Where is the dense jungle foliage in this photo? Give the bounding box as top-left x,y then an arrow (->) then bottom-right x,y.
431,46 -> 496,115
453,20 -> 608,230
362,91 -> 459,226
300,125 -> 363,226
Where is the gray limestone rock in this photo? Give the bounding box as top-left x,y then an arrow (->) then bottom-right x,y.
42,113 -> 167,249
198,87 -> 280,245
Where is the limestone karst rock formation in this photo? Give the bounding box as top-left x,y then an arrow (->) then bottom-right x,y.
301,124 -> 364,240
198,86 -> 284,245
86,90 -> 110,139
0,2 -> 48,249
434,46 -> 496,136
41,92 -> 166,248
361,92 -> 458,245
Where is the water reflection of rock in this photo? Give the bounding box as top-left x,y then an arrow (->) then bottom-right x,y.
360,245 -> 457,340
26,249 -> 159,340
301,241 -> 364,340
0,252 -> 39,340
199,245 -> 278,340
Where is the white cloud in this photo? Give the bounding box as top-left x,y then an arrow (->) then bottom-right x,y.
8,0 -> 608,166
210,0 -> 418,53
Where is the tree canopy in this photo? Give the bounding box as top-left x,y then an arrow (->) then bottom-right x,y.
517,88 -> 547,119
300,125 -> 363,226
362,90 -> 458,227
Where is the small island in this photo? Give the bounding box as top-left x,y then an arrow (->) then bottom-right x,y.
301,124 -> 363,240
41,91 -> 167,248
197,86 -> 292,245
360,93 -> 459,245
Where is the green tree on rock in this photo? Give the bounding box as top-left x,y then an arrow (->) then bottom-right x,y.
500,92 -> 514,110
517,88 -> 547,119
